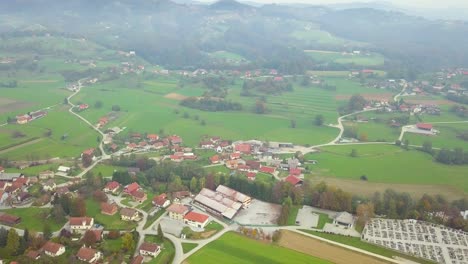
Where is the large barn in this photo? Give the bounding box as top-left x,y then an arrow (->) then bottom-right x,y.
193,185 -> 251,220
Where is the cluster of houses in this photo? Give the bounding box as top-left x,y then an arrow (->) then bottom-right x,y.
0,164 -> 80,206
13,110 -> 47,125
202,139 -> 305,185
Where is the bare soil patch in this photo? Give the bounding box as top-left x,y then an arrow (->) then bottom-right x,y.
164,93 -> 188,101
308,176 -> 466,201
404,99 -> 456,106
0,98 -> 35,114
277,230 -> 390,264
335,93 -> 393,101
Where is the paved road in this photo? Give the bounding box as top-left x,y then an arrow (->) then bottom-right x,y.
66,79 -> 107,157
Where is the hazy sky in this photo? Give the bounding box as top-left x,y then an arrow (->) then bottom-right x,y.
202,0 -> 468,9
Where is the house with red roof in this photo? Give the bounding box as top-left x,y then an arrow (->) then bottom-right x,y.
210,155 -> 220,164
260,166 -> 276,175
42,241 -> 66,257
139,242 -> 161,257
0,213 -> 21,225
200,141 -> 215,149
289,168 -> 301,176
78,104 -> 89,111
167,204 -> 189,220
235,143 -> 251,154
131,255 -> 144,264
416,123 -> 433,131
101,202 -> 118,215
246,172 -> 257,180
170,154 -> 184,162
230,152 -> 241,160
82,148 -> 95,157
76,247 -> 102,263
69,217 -> 94,230
225,160 -> 238,170
130,190 -> 147,203
147,134 -> 159,142
273,76 -> 284,82
103,181 -> 120,194
124,182 -> 140,194
184,211 -> 210,228
237,165 -> 251,172
168,135 -> 183,144
285,175 -> 303,186
153,193 -> 170,208
245,160 -> 261,170
26,250 -> 41,260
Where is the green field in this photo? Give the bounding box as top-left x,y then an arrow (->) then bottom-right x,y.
209,51 -> 248,64
2,207 -> 66,232
182,242 -> 198,254
0,107 -> 99,160
85,199 -> 137,230
307,144 -> 468,193
72,76 -> 341,146
404,123 -> 468,150
186,232 -> 331,264
305,50 -> 385,66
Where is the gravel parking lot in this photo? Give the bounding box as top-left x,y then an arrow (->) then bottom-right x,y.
234,199 -> 281,225
295,206 -> 319,228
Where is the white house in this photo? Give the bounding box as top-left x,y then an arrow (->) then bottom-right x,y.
42,241 -> 65,257
333,212 -> 355,228
183,211 -> 210,228
42,179 -> 56,192
120,208 -> 139,221
139,242 -> 161,257
69,217 -> 94,230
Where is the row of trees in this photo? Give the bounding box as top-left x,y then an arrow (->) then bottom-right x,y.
106,154 -> 468,230
180,97 -> 242,112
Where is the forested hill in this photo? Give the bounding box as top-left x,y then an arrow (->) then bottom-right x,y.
0,0 -> 467,72
319,8 -> 468,71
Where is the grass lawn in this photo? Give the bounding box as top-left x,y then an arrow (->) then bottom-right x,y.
5,163 -> 58,176
317,213 -> 332,229
255,172 -> 276,184
144,209 -> 166,230
73,76 -> 340,146
182,242 -> 198,254
305,50 -> 384,66
298,230 -> 433,264
0,107 -> 100,160
307,144 -> 468,193
182,220 -> 224,239
2,207 -> 65,232
145,236 -> 175,264
343,121 -> 401,142
287,205 -> 301,225
185,232 -> 331,264
101,236 -> 124,253
90,164 -> 127,177
86,199 -> 137,230
403,123 -> 468,150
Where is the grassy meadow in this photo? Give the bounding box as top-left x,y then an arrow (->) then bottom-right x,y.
403,123 -> 468,150
185,232 -> 331,264
305,50 -> 385,66
307,144 -> 468,193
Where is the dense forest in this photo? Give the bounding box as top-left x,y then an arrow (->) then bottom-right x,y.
0,0 -> 467,73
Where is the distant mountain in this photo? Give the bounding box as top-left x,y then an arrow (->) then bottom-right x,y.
209,0 -> 254,11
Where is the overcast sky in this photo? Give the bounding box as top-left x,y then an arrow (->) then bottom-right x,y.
202,0 -> 468,9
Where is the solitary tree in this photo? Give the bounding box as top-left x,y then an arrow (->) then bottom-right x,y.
350,149 -> 358,157
157,224 -> 164,241
314,115 -> 324,126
